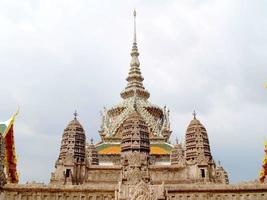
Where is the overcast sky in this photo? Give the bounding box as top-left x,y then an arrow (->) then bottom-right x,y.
0,0 -> 267,184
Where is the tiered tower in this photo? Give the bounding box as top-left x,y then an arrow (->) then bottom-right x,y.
50,112 -> 86,185
118,110 -> 153,199
185,111 -> 212,163
184,112 -> 229,183
121,112 -> 150,155
120,111 -> 150,184
97,10 -> 172,165
185,112 -> 214,181
58,112 -> 86,163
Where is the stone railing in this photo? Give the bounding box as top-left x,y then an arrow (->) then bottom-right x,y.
166,183 -> 267,200
1,182 -> 267,200
0,183 -> 115,200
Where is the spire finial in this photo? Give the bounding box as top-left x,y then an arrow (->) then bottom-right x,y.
90,137 -> 93,144
120,10 -> 150,100
74,110 -> 78,120
176,137 -> 179,144
193,110 -> 197,119
131,9 -> 138,54
133,9 -> 137,44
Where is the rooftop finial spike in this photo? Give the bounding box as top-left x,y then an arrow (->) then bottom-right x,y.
74,110 -> 78,120
130,9 -> 139,56
133,9 -> 137,44
193,110 -> 197,119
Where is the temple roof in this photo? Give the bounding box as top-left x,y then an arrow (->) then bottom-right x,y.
96,142 -> 173,155
186,112 -> 206,131
66,111 -> 84,130
0,118 -> 12,135
98,11 -> 172,143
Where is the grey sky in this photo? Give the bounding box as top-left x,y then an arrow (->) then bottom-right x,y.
0,0 -> 267,183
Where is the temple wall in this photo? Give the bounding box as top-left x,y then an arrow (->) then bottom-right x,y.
150,165 -> 188,184
1,183 -> 267,200
166,193 -> 266,200
150,165 -> 205,184
98,155 -> 121,166
165,183 -> 267,200
85,166 -> 121,184
0,184 -> 115,200
55,165 -> 203,186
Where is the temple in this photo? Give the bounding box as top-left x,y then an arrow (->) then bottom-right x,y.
2,11 -> 267,200
48,11 -> 228,198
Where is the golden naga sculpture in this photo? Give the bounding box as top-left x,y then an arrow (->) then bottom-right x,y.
259,83 -> 267,183
260,84 -> 267,182
259,141 -> 267,183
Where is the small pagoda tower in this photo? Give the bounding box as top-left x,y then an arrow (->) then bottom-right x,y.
86,138 -> 99,166
184,111 -> 229,183
121,112 -> 150,156
120,110 -> 150,185
215,161 -> 229,184
185,111 -> 215,181
185,111 -> 212,163
50,111 -> 86,185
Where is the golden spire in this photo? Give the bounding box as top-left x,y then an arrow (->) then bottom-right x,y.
120,10 -> 150,100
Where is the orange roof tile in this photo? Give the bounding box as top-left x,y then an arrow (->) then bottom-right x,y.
98,145 -> 171,155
